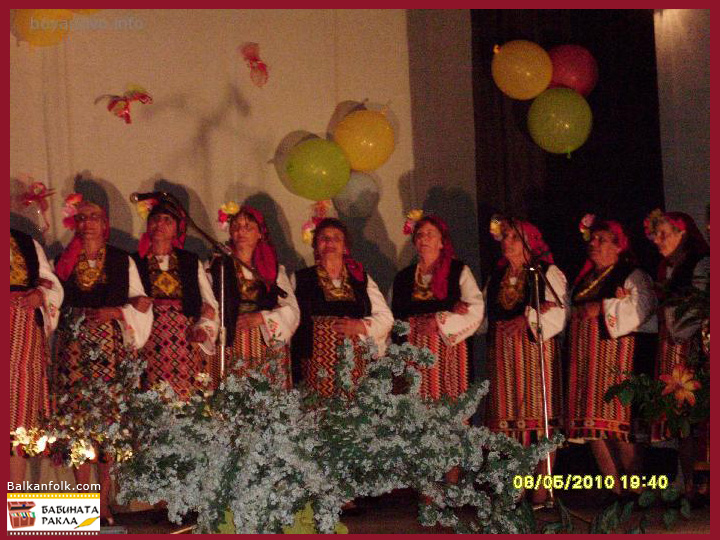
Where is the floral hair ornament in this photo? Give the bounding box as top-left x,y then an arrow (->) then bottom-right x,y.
489,214 -> 504,241
643,208 -> 687,241
579,213 -> 596,242
217,201 -> 240,231
19,175 -> 56,234
402,209 -> 424,236
62,193 -> 84,230
302,200 -> 334,245
94,85 -> 153,124
135,199 -> 157,220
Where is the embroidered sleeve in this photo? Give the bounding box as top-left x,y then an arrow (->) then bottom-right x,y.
602,269 -> 657,339
193,260 -> 219,354
34,239 -> 64,335
119,257 -> 154,349
360,274 -> 393,357
525,265 -> 569,341
259,265 -> 301,346
435,265 -> 484,346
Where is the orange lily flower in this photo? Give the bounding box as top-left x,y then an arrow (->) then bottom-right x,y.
660,364 -> 701,407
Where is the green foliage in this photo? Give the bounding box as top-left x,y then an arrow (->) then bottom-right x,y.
113,324 -> 560,534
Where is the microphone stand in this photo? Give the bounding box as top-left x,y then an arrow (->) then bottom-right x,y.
507,218 -> 564,510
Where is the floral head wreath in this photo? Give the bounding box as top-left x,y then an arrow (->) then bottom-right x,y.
579,213 -> 596,242
217,201 -> 241,231
62,193 -> 84,230
302,200 -> 334,245
402,209 -> 424,236
643,208 -> 687,241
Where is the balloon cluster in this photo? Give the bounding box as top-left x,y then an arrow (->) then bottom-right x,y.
10,9 -> 101,48
492,40 -> 598,156
276,102 -> 393,211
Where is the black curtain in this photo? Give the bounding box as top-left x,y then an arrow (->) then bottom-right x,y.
471,9 -> 664,283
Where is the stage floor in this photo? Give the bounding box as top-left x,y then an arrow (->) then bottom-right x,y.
106,487 -> 709,534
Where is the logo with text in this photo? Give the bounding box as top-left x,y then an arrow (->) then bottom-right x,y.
7,493 -> 100,535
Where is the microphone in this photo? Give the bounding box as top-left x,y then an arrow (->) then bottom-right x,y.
129,191 -> 168,203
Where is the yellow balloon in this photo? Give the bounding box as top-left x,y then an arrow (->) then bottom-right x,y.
491,40 -> 552,100
333,110 -> 395,171
10,9 -> 74,48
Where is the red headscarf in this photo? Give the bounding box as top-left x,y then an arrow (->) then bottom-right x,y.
574,219 -> 631,286
412,214 -> 456,300
497,219 -> 554,268
56,202 -> 110,281
656,211 -> 709,280
137,199 -> 188,257
232,206 -> 278,291
311,218 -> 365,282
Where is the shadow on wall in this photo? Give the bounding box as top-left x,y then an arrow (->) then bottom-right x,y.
339,212 -> 397,296
243,192 -> 305,276
423,186 -> 482,282
149,82 -> 251,195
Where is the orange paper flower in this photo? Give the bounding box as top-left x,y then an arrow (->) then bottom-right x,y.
660,364 -> 701,407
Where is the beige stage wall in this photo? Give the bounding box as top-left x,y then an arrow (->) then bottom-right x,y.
10,9 -> 429,289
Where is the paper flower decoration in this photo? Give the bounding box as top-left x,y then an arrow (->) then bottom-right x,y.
95,85 -> 153,124
239,42 -> 269,88
402,209 -> 423,235
18,177 -> 56,233
579,213 -> 595,242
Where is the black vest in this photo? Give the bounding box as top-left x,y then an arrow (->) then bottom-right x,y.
391,259 -> 464,320
572,261 -> 636,305
10,229 -> 40,291
59,245 -> 130,308
291,265 -> 372,383
11,229 -> 44,328
486,262 -> 549,322
572,261 -> 637,340
209,254 -> 281,347
133,248 -> 202,319
663,250 -> 706,294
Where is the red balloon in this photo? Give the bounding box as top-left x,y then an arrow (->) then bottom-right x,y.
548,45 -> 598,97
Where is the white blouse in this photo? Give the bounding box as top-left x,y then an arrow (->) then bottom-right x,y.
600,268 -> 658,338
10,238 -> 64,336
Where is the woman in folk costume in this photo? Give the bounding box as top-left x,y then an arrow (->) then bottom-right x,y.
209,204 -> 299,389
483,218 -> 567,504
566,215 -> 657,497
53,193 -> 152,525
10,228 -> 63,484
131,197 -> 219,400
391,213 -> 484,402
291,217 -> 393,397
644,209 -> 709,499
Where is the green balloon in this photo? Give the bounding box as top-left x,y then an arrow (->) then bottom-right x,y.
285,138 -> 351,201
527,88 -> 592,154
